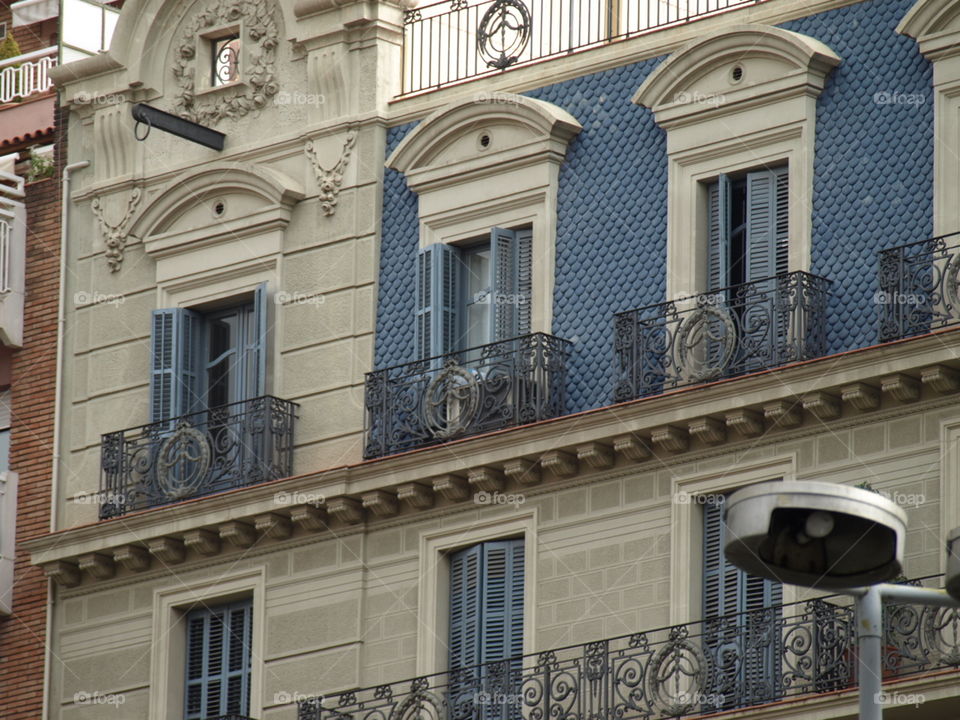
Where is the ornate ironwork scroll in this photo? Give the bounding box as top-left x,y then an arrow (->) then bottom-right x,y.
363,333 -> 571,459
477,0 -> 532,69
99,395 -> 297,518
613,272 -> 831,402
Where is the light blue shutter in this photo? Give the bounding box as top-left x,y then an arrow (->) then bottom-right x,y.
773,167 -> 789,276
480,539 -> 525,664
184,601 -> 252,720
151,308 -> 201,423
490,228 -> 520,342
516,228 -> 532,336
252,282 -> 268,397
417,244 -> 462,359
745,168 -> 785,284
707,175 -> 731,292
449,543 -> 483,671
703,497 -> 741,619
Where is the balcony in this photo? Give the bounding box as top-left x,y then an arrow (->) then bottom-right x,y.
298,578 -> 960,720
0,172 -> 25,348
364,333 -> 572,458
401,0 -> 770,95
613,272 -> 832,403
99,395 -> 298,519
878,232 -> 960,342
0,47 -> 57,105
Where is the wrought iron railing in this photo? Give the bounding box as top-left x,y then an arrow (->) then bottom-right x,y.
0,47 -> 57,104
400,0 -> 768,95
364,333 -> 571,458
99,395 -> 298,519
298,577 -> 960,720
613,272 -> 831,402
877,232 -> 960,342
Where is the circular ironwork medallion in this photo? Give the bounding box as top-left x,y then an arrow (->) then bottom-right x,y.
423,364 -> 480,439
156,423 -> 212,499
478,0 -> 532,70
675,305 -> 736,382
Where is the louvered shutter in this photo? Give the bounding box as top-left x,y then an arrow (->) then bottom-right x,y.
745,168 -> 783,284
417,244 -> 462,359
151,308 -> 201,424
480,539 -> 524,664
516,229 -> 532,336
184,601 -> 252,720
449,543 -> 483,672
251,282 -> 268,398
703,497 -> 743,619
773,167 -> 789,276
490,228 -> 520,342
707,175 -> 731,293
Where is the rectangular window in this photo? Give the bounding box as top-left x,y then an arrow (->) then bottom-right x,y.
184,600 -> 253,720
150,283 -> 267,423
703,497 -> 781,706
211,34 -> 240,87
707,166 -> 788,293
416,228 -> 532,359
448,538 -> 524,671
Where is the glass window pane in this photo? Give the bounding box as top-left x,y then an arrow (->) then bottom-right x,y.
62,0 -> 106,54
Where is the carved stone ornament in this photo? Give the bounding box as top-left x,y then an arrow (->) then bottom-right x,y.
304,129 -> 357,216
172,0 -> 280,125
92,189 -> 143,272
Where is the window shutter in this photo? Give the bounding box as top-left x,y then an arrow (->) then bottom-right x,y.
252,282 -> 268,397
417,244 -> 462,359
151,308 -> 201,424
184,601 -> 252,720
449,543 -> 483,672
774,166 -> 789,276
490,228 -> 520,342
480,538 -> 524,664
516,228 -> 532,336
745,168 -> 781,284
707,175 -> 731,292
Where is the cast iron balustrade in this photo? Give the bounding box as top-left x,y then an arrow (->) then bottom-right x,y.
99,395 -> 298,519
401,0 -> 770,95
613,272 -> 831,402
878,232 -> 960,342
298,577 -> 960,720
364,333 -> 571,458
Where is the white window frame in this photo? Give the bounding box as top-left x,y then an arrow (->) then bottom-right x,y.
149,567 -> 265,720
899,0 -> 960,235
387,93 -> 581,335
668,454 -> 798,626
633,25 -> 840,301
415,509 -> 538,677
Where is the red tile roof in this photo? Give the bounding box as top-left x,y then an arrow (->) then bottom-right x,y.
0,94 -> 55,149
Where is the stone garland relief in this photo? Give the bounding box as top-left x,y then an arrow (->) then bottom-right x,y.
92,189 -> 143,273
305,128 -> 357,216
172,0 -> 280,125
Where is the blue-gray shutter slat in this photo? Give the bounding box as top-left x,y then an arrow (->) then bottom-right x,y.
150,308 -> 201,424
417,244 -> 462,359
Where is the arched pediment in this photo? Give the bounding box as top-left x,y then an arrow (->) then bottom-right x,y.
129,162 -> 304,255
898,0 -> 960,59
387,93 -> 581,192
633,25 -> 840,125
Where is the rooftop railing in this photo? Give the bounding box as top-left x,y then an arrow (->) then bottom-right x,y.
401,0 -> 769,95
0,46 -> 57,104
299,576 -> 960,720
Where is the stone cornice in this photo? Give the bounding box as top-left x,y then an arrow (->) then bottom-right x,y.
27,329 -> 960,586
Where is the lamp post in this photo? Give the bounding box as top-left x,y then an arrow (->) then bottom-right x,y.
724,481 -> 960,720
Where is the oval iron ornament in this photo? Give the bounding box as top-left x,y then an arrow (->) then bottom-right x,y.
478,0 -> 532,69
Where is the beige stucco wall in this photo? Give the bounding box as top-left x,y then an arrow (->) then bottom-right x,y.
46,401 -> 948,719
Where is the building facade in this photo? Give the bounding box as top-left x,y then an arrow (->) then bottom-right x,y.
24,0 -> 960,718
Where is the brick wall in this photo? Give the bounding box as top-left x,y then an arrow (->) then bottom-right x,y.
0,104 -> 62,719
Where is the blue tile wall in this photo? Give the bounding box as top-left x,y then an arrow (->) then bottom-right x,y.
375,0 -> 933,414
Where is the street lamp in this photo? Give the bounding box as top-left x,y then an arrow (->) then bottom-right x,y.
724,480 -> 960,720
